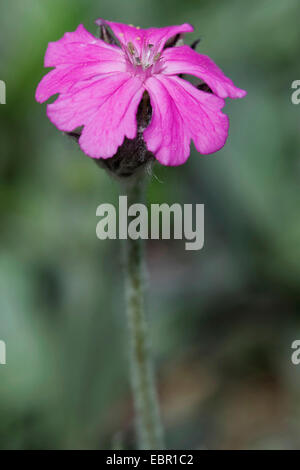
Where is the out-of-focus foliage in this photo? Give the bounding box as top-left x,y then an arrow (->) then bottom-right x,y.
0,0 -> 300,450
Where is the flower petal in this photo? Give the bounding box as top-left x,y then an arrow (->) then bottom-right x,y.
47,72 -> 144,159
36,60 -> 126,103
145,24 -> 194,52
162,45 -> 247,99
99,21 -> 146,53
100,20 -> 193,54
144,75 -> 229,166
36,24 -> 127,104
44,24 -> 123,67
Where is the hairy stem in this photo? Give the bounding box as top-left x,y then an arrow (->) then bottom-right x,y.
123,176 -> 164,450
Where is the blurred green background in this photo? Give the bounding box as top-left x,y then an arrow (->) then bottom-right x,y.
1,0 -> 300,450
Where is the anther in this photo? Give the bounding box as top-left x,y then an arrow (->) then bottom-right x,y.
127,42 -> 136,56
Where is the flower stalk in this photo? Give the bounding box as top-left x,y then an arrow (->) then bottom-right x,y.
123,175 -> 164,450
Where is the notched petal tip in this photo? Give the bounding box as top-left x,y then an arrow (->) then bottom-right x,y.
181,22 -> 194,33
234,88 -> 247,99
35,82 -> 45,104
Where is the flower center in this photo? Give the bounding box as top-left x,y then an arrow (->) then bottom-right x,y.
124,41 -> 163,76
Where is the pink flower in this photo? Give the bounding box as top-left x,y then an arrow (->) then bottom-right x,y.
36,20 -> 246,166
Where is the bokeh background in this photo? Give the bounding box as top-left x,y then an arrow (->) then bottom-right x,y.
1,0 -> 300,450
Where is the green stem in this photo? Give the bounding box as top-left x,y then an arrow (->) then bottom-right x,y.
123,176 -> 164,450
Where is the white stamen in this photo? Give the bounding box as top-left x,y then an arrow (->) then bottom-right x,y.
126,40 -> 163,72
